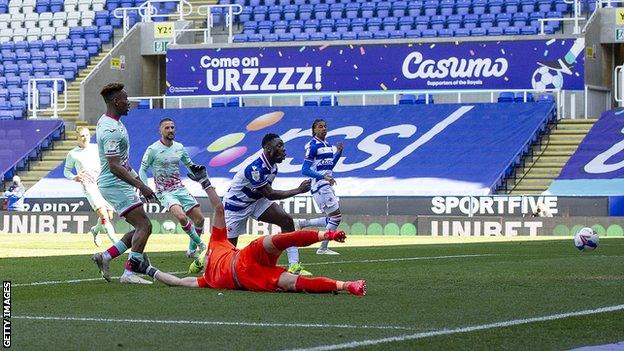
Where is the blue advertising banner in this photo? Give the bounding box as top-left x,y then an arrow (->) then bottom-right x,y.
166,38 -> 585,96
547,109 -> 624,195
29,103 -> 553,197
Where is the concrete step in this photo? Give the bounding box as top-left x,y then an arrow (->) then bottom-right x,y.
29,160 -> 64,169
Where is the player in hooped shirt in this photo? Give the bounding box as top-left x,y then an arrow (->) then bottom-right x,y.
299,119 -> 344,255
209,133 -> 313,276
129,164 -> 366,297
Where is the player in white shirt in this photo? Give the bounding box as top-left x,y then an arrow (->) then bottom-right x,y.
64,126 -> 118,246
299,119 -> 343,255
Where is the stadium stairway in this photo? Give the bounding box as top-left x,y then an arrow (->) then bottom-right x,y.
504,118 -> 597,194
18,47 -> 111,188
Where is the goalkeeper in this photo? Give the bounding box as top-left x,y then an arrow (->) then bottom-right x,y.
129,164 -> 366,296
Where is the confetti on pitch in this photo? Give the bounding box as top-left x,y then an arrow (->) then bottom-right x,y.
380,83 -> 387,90
299,46 -> 306,52
355,76 -> 359,80
353,64 -> 358,69
430,44 -> 435,48
575,72 -> 579,76
546,39 -> 556,45
470,49 -> 475,56
216,48 -> 221,52
504,77 -> 509,81
543,50 -> 549,57
501,49 -> 506,54
326,60 -> 332,67
393,77 -> 397,81
278,51 -> 282,57
339,49 -> 343,54
349,45 -> 354,49
319,45 -> 329,50
259,53 -> 263,57
190,66 -> 195,72
408,43 -> 413,47
360,47 -> 365,55
165,81 -> 171,87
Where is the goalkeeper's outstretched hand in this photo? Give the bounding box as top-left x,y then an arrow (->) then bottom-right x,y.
128,253 -> 152,274
188,164 -> 211,189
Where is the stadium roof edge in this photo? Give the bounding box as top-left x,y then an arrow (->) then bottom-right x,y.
168,34 -> 584,50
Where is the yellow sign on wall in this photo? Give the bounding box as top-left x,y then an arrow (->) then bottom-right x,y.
154,22 -> 174,38
616,8 -> 624,25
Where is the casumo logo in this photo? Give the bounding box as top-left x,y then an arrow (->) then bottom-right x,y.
205,106 -> 475,173
401,52 -> 508,79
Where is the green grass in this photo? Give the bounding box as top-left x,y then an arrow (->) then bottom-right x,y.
3,239 -> 624,350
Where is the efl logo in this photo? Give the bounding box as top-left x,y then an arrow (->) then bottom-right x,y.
3,281 -> 10,349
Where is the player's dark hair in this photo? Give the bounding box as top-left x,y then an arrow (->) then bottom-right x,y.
100,83 -> 124,103
262,133 -> 280,148
311,119 -> 325,137
159,117 -> 174,126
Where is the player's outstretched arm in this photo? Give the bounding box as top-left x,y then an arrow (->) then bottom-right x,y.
187,164 -> 225,228
129,255 -> 199,287
256,180 -> 311,201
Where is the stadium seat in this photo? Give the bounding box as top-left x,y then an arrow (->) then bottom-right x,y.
320,96 -> 336,106
303,97 -> 319,106
226,97 -> 240,107
212,97 -> 226,107
415,94 -> 434,104
399,94 -> 416,104
325,32 -> 341,40
515,92 -> 535,102
497,92 -> 515,103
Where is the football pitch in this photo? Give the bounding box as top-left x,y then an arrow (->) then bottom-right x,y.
2,235 -> 624,350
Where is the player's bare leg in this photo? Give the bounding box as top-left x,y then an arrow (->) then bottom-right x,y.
92,230 -> 133,282
119,206 -> 152,284
169,204 -> 204,258
186,206 -> 206,257
258,203 -> 312,276
264,231 -> 365,296
94,207 -> 118,244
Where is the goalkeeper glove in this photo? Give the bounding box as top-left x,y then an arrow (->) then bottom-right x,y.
188,164 -> 212,189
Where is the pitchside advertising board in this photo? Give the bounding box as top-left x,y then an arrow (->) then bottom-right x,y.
166,38 -> 585,95
2,195 -> 616,235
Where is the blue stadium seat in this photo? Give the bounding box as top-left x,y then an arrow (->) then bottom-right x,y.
438,28 -> 453,37
360,2 -> 374,17
504,26 -> 520,35
294,32 -> 310,41
405,29 -> 420,38
253,5 -> 268,21
497,92 -> 514,102
84,26 -> 99,40
539,94 -> 555,103
345,3 -> 359,18
398,16 -> 413,31
440,0 -> 454,15
304,19 -> 319,34
487,27 -> 503,35
367,17 -> 381,32
399,94 -> 416,104
472,0 -> 486,14
447,15 -> 461,29
319,19 -> 334,33
320,96 -> 336,106
282,5 -> 296,21
341,31 -> 357,40
471,27 -> 486,36
232,33 -> 247,42
512,12 -> 528,27
373,30 -> 389,38
351,18 -> 366,32
423,0 -> 437,16
489,0 -> 503,14
456,0 -> 470,14
429,15 -> 446,30
268,5 -> 282,21
463,14 -> 479,29
422,28 -> 437,37
50,0 -> 63,11
382,16 -> 398,31
325,32 -> 341,40
99,26 -> 113,43
505,0 -> 519,13
329,3 -> 344,19
273,20 -> 288,34
263,33 -> 278,41
288,19 -> 303,34
415,15 -> 429,30
392,1 -> 407,17
455,28 -> 470,36
313,3 -> 328,20
335,18 -> 350,32
239,6 -> 252,22
308,32 -> 324,40
496,13 -> 511,28
407,1 -> 421,16
375,2 -> 390,17
247,33 -> 263,42
298,4 -> 312,20
227,97 -> 241,107
515,92 -> 535,102
303,97 -> 318,106
521,0 -> 535,12
415,94 -> 433,104
257,20 -> 272,35
69,28 -> 84,40
357,31 -> 373,39
389,29 -> 405,38
521,25 -> 537,35
212,97 -> 226,107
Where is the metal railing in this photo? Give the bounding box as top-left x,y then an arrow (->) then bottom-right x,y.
615,65 -> 623,107
128,88 -> 565,112
139,0 -> 193,22
112,6 -> 158,36
171,4 -> 243,44
27,78 -> 67,119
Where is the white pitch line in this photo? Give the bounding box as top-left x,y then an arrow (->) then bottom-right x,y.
12,315 -> 416,331
287,304 -> 624,351
12,254 -> 494,287
303,254 -> 495,266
